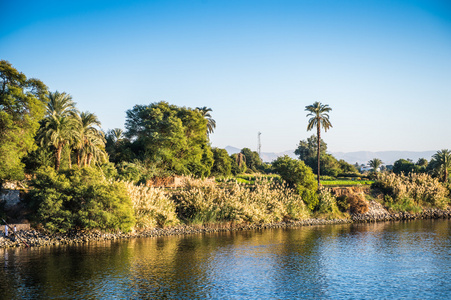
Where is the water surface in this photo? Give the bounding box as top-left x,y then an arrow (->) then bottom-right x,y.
1,219 -> 450,299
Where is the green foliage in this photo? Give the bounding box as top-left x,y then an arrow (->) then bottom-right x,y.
272,155 -> 318,210
430,149 -> 451,182
295,135 -> 326,161
368,158 -> 383,171
321,180 -> 373,186
295,136 -> 343,177
125,101 -> 213,177
383,195 -> 422,213
116,161 -> 146,184
230,153 -> 247,175
315,189 -> 343,219
240,148 -> 262,171
0,60 -> 47,181
25,166 -> 135,233
338,159 -> 358,173
211,148 -> 232,177
392,159 -> 416,175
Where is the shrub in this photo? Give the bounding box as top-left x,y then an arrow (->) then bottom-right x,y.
26,166 -> 135,233
347,193 -> 369,214
316,189 -> 343,219
272,155 -> 318,210
116,161 -> 146,184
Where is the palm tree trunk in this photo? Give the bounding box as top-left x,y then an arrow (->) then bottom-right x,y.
55,145 -> 62,171
317,123 -> 321,187
68,151 -> 72,169
76,149 -> 81,167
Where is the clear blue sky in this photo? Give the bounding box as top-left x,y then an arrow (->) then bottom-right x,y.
2,0 -> 451,153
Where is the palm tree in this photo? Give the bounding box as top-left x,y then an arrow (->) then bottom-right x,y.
305,101 -> 332,186
196,107 -> 216,135
368,158 -> 383,172
109,128 -> 124,144
38,91 -> 78,171
73,111 -> 108,167
432,149 -> 451,182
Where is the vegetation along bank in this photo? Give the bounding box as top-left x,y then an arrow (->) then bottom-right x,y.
2,61 -> 451,248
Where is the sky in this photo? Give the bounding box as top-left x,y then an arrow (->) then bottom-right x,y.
1,0 -> 451,153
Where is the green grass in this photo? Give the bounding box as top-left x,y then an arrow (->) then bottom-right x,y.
321,180 -> 373,186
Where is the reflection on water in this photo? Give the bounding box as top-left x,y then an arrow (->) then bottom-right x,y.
1,219 -> 450,299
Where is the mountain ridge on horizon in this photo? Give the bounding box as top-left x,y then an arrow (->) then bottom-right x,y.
224,145 -> 437,165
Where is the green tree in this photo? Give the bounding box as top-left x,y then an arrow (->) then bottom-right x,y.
338,159 -> 358,174
230,153 -> 247,175
0,60 -> 47,181
37,91 -> 78,171
393,159 -> 415,175
295,135 -> 327,161
431,149 -> 451,182
125,101 -> 213,177
74,111 -> 107,167
295,135 -> 342,176
105,129 -> 135,164
305,102 -> 333,186
240,147 -> 262,171
368,158 -> 383,172
196,106 -> 216,136
272,155 -> 318,210
211,148 -> 232,177
416,158 -> 428,167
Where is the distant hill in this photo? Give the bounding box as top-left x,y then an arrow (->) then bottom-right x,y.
332,151 -> 436,165
224,145 -> 436,165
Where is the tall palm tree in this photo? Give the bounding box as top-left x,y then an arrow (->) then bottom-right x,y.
305,101 -> 332,186
196,107 -> 216,135
368,158 -> 383,172
83,132 -> 107,166
432,149 -> 451,182
38,91 -> 78,171
75,111 -> 106,167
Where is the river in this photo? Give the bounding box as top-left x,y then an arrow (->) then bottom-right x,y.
1,219 -> 450,299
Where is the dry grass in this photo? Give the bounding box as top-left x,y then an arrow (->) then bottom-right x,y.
347,193 -> 369,214
175,177 -> 310,224
374,173 -> 449,209
124,181 -> 179,229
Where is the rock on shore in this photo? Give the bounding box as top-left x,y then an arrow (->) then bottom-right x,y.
1,205 -> 451,248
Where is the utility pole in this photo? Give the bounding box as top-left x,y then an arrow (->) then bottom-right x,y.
257,132 -> 261,158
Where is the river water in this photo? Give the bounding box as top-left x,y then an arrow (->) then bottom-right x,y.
1,219 -> 450,299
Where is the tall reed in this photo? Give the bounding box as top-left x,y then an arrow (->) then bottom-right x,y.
373,173 -> 449,209
175,177 -> 310,224
124,181 -> 179,229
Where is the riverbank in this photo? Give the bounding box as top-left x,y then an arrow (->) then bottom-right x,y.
2,204 -> 451,248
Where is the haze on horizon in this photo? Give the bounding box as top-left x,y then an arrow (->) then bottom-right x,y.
1,0 -> 450,154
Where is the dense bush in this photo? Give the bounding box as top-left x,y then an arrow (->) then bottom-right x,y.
272,155 -> 318,210
26,167 -> 135,233
210,148 -> 232,177
372,172 -> 449,209
315,189 -> 343,219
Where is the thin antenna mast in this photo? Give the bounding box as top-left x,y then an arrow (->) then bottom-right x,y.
258,132 -> 262,158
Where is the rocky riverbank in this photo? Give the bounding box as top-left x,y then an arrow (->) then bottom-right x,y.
1,205 -> 451,248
